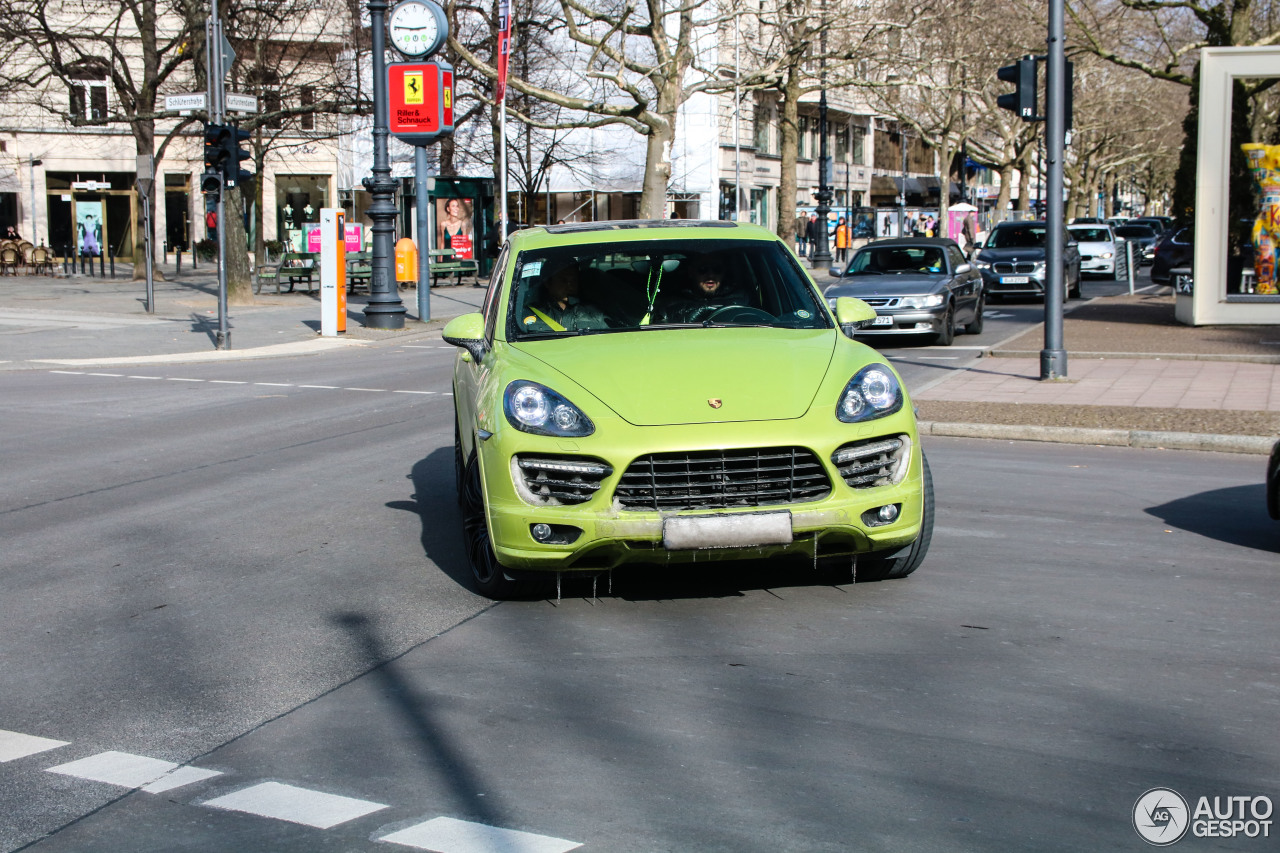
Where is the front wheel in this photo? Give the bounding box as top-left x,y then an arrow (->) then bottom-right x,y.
934,305 -> 955,346
461,451 -> 540,600
857,454 -> 934,582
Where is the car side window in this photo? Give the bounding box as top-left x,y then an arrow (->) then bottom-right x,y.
946,245 -> 966,271
482,245 -> 509,345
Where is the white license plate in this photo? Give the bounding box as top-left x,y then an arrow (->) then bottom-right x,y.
1001,276 -> 1030,284
663,511 -> 793,550
870,316 -> 893,326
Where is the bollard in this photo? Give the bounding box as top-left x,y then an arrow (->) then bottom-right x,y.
1125,241 -> 1135,295
99,252 -> 105,278
109,250 -> 115,278
63,246 -> 70,276
175,250 -> 182,275
79,252 -> 86,276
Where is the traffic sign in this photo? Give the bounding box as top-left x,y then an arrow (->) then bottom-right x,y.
225,93 -> 258,113
165,93 -> 207,113
387,61 -> 455,144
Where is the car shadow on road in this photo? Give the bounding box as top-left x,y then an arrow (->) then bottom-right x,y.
1146,484 -> 1279,554
387,448 -> 474,591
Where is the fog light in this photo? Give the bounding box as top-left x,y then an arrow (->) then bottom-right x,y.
914,322 -> 932,330
528,523 -> 583,545
861,504 -> 902,527
531,523 -> 553,542
878,505 -> 899,523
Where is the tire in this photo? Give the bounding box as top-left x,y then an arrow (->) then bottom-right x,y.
964,295 -> 985,335
461,451 -> 540,600
934,305 -> 955,346
857,454 -> 934,582
454,417 -> 465,506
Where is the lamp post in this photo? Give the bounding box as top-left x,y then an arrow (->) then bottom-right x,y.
812,1 -> 832,267
362,0 -> 407,329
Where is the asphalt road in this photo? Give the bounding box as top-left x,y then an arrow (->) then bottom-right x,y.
5,279 -> 1276,852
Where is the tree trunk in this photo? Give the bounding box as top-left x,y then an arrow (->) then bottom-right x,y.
639,114 -> 673,220
775,68 -> 802,241
226,186 -> 254,305
1016,148 -> 1033,213
996,163 -> 1013,217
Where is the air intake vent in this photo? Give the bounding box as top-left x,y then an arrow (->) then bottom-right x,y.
831,437 -> 907,488
514,455 -> 612,505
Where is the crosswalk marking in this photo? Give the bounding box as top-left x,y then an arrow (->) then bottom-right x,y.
378,816 -> 582,853
47,751 -> 180,789
202,781 -> 388,829
0,729 -> 69,762
142,765 -> 224,793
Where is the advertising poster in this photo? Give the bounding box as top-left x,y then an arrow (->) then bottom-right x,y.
76,201 -> 104,257
344,223 -> 363,252
436,197 -> 474,259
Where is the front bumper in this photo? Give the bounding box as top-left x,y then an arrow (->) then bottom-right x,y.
981,270 -> 1047,296
476,409 -> 925,572
852,308 -> 946,336
1081,258 -> 1115,275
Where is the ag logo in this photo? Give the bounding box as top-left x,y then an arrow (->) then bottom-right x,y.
1134,788 -> 1190,846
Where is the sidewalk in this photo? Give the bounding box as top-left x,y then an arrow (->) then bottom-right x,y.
3,266 -> 1277,454
913,290 -> 1280,454
0,261 -> 485,369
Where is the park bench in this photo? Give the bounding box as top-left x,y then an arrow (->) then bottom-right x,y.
429,249 -> 479,287
346,252 -> 372,294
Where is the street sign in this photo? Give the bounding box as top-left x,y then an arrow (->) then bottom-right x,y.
386,61 -> 455,144
220,31 -> 236,74
225,93 -> 258,113
165,93 -> 207,112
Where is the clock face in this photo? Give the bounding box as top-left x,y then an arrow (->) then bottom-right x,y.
389,0 -> 444,58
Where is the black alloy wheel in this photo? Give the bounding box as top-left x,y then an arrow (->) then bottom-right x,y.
934,305 -> 955,346
964,295 -> 985,335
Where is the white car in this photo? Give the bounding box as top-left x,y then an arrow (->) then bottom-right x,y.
1068,224 -> 1120,280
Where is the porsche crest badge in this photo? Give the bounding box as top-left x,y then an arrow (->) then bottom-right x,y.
708,398 -> 723,409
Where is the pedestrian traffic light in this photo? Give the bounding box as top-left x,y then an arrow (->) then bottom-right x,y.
221,124 -> 253,188
997,57 -> 1037,121
200,170 -> 222,196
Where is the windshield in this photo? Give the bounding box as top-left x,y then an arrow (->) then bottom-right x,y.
1069,227 -> 1111,242
507,238 -> 831,340
987,226 -> 1046,249
1115,225 -> 1157,238
848,244 -> 946,275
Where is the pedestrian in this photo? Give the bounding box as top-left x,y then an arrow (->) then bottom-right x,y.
3,225 -> 20,241
834,215 -> 849,264
805,214 -> 818,259
795,214 -> 808,255
961,214 -> 975,254
924,215 -> 935,238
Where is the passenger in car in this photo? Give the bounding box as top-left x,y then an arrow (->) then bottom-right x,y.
520,258 -> 611,332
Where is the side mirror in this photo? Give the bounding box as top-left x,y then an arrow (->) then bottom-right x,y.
955,263 -> 972,274
442,312 -> 487,363
828,267 -> 842,277
833,296 -> 877,337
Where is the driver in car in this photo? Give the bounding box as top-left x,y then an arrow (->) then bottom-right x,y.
521,258 -> 611,332
655,255 -> 747,323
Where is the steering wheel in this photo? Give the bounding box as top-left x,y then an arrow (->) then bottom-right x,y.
701,305 -> 775,324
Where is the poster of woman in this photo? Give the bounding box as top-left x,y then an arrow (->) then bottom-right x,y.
76,202 -> 104,257
436,197 -> 474,259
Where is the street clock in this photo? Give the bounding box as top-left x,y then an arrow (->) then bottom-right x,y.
388,0 -> 447,59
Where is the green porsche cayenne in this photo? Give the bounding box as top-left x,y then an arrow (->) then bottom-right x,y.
441,220 -> 933,599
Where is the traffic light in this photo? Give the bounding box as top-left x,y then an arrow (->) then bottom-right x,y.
202,122 -> 228,196
997,57 -> 1037,121
221,125 -> 253,189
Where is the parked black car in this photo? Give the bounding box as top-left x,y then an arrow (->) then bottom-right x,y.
826,237 -> 984,346
1114,223 -> 1162,266
973,220 -> 1082,300
1150,224 -> 1194,284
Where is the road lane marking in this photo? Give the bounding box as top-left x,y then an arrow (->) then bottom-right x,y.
202,781 -> 388,829
87,373 -> 123,377
254,382 -> 294,387
48,370 -> 85,375
47,751 -> 179,788
209,380 -> 247,384
345,387 -> 386,392
127,375 -> 163,380
50,372 -> 443,397
167,377 -> 204,382
377,816 -> 581,852
393,390 -> 435,395
0,729 -> 69,762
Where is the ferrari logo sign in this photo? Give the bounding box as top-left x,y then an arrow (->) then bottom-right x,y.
403,71 -> 424,105
386,60 -> 456,144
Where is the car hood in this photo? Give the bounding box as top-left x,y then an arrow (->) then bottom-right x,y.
825,276 -> 947,297
514,328 -> 836,426
977,246 -> 1047,262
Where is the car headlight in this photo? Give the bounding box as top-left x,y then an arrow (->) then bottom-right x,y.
898,294 -> 945,309
974,260 -> 992,270
1033,261 -> 1047,274
837,364 -> 904,423
1099,252 -> 1113,259
504,380 -> 595,437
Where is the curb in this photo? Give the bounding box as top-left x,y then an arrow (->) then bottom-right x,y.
986,350 -> 1280,364
919,421 -> 1275,455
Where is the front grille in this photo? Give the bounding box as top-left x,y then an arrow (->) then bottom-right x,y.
514,455 -> 612,505
859,297 -> 899,308
994,261 -> 1037,274
831,437 -> 907,488
614,447 -> 831,511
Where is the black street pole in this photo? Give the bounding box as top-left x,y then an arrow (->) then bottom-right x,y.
812,3 -> 832,267
363,0 -> 407,329
1040,0 -> 1067,379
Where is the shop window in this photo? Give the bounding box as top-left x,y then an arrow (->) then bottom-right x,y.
276,175 -> 329,250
